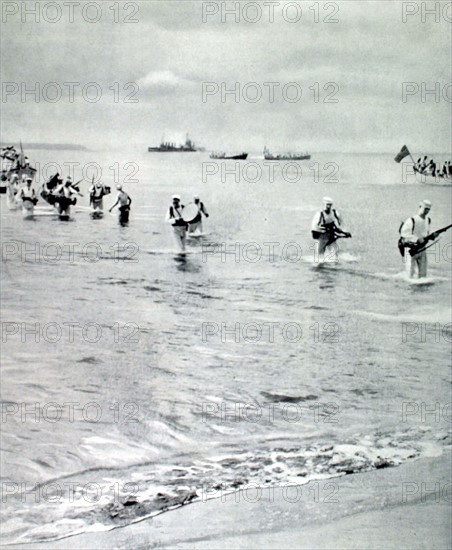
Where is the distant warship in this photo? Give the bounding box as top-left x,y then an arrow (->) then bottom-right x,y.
148,134 -> 197,152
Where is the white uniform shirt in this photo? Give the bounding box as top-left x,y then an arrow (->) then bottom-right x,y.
19,186 -> 35,200
166,204 -> 184,224
56,184 -> 78,198
311,209 -> 342,233
401,215 -> 430,244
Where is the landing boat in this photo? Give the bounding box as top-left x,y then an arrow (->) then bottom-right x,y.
210,152 -> 248,160
414,169 -> 452,185
263,146 -> 310,161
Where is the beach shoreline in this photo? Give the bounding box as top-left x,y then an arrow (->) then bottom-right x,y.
12,450 -> 450,550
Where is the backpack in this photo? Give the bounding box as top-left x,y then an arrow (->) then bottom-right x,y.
91,185 -> 105,199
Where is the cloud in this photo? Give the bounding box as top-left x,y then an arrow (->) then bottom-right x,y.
1,1 -> 450,152
137,70 -> 196,96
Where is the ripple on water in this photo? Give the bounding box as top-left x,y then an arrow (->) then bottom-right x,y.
261,392 -> 319,403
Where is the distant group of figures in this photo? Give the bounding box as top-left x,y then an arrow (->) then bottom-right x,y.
3,168 -> 131,223
2,168 -> 86,219
414,156 -> 452,178
1,145 -> 35,173
1,144 -> 134,222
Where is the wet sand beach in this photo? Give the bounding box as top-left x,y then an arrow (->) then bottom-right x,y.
15,451 -> 450,549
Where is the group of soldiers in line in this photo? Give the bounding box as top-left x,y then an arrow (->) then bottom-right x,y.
2,161 -> 447,278
3,170 -> 132,223
3,171 -> 85,218
166,194 -> 443,279
40,174 -> 132,220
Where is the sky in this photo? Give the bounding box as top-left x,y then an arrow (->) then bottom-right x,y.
1,0 -> 451,153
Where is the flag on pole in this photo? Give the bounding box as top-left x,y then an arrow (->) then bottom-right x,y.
18,140 -> 26,167
394,145 -> 411,163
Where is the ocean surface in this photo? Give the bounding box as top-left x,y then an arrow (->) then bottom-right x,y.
1,150 -> 451,544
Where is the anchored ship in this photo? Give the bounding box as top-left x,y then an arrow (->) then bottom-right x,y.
148,134 -> 197,152
263,146 -> 311,161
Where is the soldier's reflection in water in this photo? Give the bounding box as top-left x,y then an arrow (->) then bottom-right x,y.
173,253 -> 202,273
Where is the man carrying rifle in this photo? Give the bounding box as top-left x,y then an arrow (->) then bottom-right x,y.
400,200 -> 452,279
400,200 -> 432,278
311,197 -> 351,262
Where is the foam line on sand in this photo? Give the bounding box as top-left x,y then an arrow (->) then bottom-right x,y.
14,451 -> 451,549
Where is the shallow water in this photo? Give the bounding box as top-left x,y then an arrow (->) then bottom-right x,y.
1,151 -> 451,543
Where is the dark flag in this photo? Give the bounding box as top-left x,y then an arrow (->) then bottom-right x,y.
394,145 -> 411,163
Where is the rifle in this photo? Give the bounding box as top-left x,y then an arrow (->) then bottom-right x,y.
324,222 -> 352,247
89,176 -> 94,206
407,223 -> 452,256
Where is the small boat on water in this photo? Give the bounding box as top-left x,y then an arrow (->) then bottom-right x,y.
1,142 -> 37,194
414,168 -> 452,185
263,146 -> 310,161
1,143 -> 38,208
394,146 -> 451,185
210,151 -> 248,160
